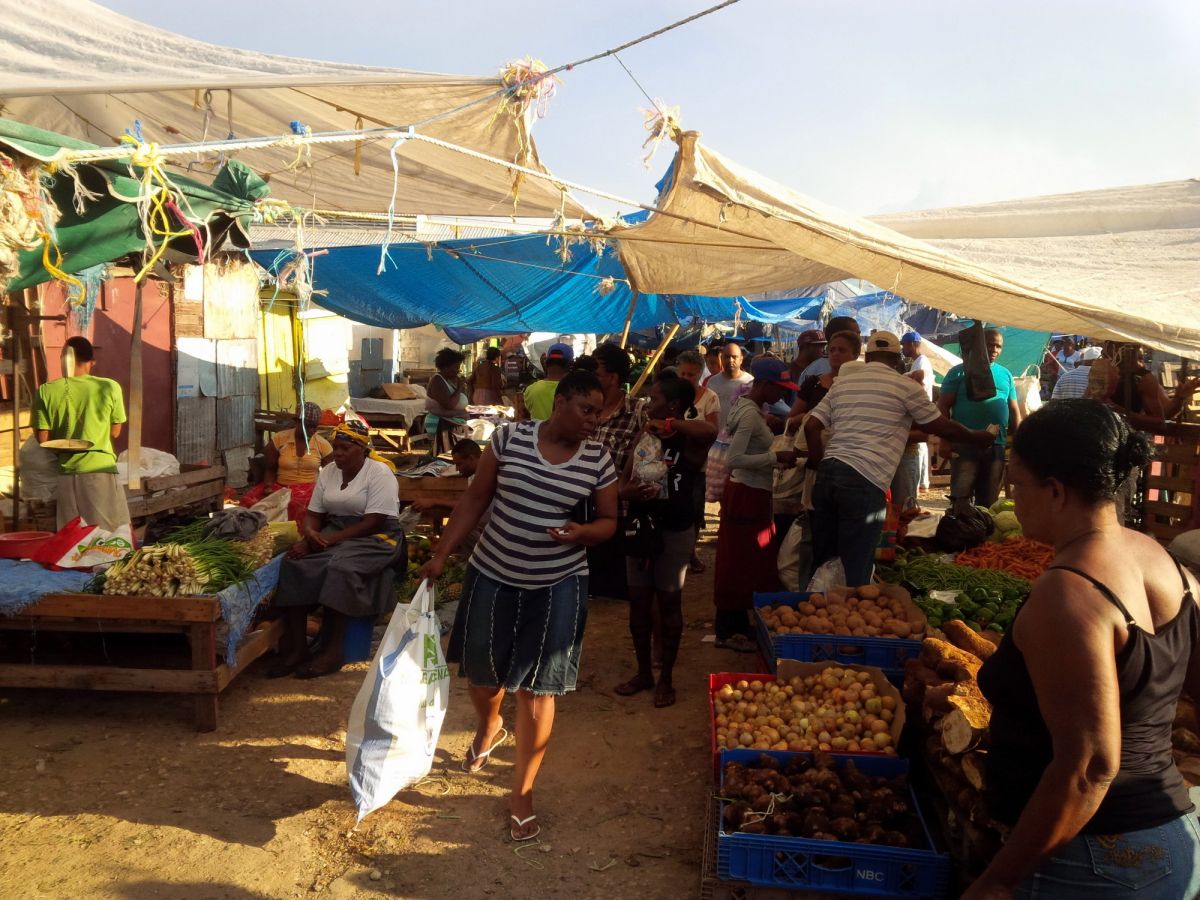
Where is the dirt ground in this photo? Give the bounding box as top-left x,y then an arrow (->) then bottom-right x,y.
0,521 -> 740,900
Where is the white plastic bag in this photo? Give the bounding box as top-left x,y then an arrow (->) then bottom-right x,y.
249,487 -> 292,524
19,436 -> 58,501
807,558 -> 847,593
346,581 -> 449,821
1014,365 -> 1043,418
777,518 -> 811,592
117,447 -> 181,484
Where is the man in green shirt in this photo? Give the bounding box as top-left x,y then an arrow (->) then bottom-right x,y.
34,336 -> 130,530
522,343 -> 573,421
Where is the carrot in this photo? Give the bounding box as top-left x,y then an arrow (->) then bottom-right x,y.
955,537 -> 1053,580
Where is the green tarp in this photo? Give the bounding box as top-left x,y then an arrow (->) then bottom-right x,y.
0,118 -> 265,290
946,326 -> 1050,380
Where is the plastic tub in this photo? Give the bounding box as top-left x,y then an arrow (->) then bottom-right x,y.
0,531 -> 54,559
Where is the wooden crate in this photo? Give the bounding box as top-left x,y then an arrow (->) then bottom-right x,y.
1140,423 -> 1200,544
126,464 -> 226,520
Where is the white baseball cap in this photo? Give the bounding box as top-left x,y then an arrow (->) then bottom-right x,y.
865,331 -> 902,354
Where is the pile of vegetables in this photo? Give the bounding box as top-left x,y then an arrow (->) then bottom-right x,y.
721,753 -> 925,848
878,550 -> 1029,634
758,585 -> 919,639
95,538 -> 255,597
987,499 -> 1021,540
955,537 -> 1053,581
713,672 -> 900,755
879,550 -> 1030,597
168,519 -> 275,570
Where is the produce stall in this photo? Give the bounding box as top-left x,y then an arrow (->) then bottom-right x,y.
0,513 -> 283,731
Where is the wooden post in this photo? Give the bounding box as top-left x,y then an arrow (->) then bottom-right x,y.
127,281 -> 144,491
10,302 -> 21,529
628,323 -> 681,397
618,290 -> 640,350
190,621 -> 219,732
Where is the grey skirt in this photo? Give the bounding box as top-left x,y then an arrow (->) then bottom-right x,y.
455,564 -> 588,696
275,515 -> 405,618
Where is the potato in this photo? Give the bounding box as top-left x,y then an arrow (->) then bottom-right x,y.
858,584 -> 881,601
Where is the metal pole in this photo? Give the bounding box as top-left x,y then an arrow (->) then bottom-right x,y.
628,323 -> 680,397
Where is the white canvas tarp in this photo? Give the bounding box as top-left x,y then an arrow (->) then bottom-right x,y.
612,132 -> 1200,356
0,0 -> 589,219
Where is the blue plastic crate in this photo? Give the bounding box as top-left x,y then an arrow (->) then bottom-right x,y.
753,592 -> 923,678
717,749 -> 949,898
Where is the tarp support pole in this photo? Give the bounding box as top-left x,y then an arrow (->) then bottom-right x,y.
127,281 -> 144,491
9,300 -> 21,530
618,291 -> 640,350
629,323 -> 680,397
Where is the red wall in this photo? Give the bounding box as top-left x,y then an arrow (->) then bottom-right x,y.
38,277 -> 175,455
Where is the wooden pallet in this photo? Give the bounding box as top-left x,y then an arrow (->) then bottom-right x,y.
0,591 -> 280,731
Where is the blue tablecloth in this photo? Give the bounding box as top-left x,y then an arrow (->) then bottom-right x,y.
0,555 -> 282,667
0,559 -> 94,616
217,555 -> 281,666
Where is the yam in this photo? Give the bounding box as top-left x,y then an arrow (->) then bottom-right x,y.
1172,727 -> 1200,756
920,637 -> 982,683
902,659 -> 944,707
961,752 -> 987,792
923,681 -> 988,722
941,693 -> 992,754
942,620 -> 998,661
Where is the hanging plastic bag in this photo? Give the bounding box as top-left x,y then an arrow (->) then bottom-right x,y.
346,580 -> 449,822
957,322 -> 997,402
705,440 -> 731,503
1013,365 -> 1043,418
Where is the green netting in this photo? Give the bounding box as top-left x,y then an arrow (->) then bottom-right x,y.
0,118 -> 263,290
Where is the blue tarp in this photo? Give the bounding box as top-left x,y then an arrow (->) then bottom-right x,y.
253,235 -> 822,335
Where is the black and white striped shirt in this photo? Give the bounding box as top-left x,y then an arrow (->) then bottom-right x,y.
471,421 -> 617,588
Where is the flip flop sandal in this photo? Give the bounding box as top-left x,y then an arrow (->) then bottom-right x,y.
510,814 -> 540,842
714,634 -> 756,653
613,677 -> 654,696
461,727 -> 508,773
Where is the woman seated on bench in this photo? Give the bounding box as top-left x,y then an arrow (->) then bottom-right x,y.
241,402 -> 332,523
269,420 -> 405,679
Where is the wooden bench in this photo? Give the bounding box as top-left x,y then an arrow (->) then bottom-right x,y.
125,464 -> 227,520
0,592 -> 281,731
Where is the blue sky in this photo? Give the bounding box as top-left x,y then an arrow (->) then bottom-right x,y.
99,0 -> 1199,217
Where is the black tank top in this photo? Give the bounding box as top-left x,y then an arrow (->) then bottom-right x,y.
637,431 -> 699,532
978,559 -> 1199,833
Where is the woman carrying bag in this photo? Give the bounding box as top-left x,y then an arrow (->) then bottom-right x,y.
613,375 -> 716,708
419,371 -> 618,843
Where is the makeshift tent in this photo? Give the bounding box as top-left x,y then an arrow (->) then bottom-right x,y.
610,132 -> 1200,357
0,118 -> 263,289
0,0 -> 588,220
251,232 -> 816,334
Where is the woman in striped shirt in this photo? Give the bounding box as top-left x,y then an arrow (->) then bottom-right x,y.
419,371 -> 618,843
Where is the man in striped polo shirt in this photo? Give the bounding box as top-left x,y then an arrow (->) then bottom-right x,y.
803,331 -> 996,585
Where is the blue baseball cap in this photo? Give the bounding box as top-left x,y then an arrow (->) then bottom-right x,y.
901,331 -> 922,344
750,356 -> 801,390
545,342 -> 574,363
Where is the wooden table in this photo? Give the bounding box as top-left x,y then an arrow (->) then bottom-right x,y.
0,593 -> 281,731
397,474 -> 470,507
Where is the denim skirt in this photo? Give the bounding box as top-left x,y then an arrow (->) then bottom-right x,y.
456,564 -> 589,696
1014,812 -> 1200,898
